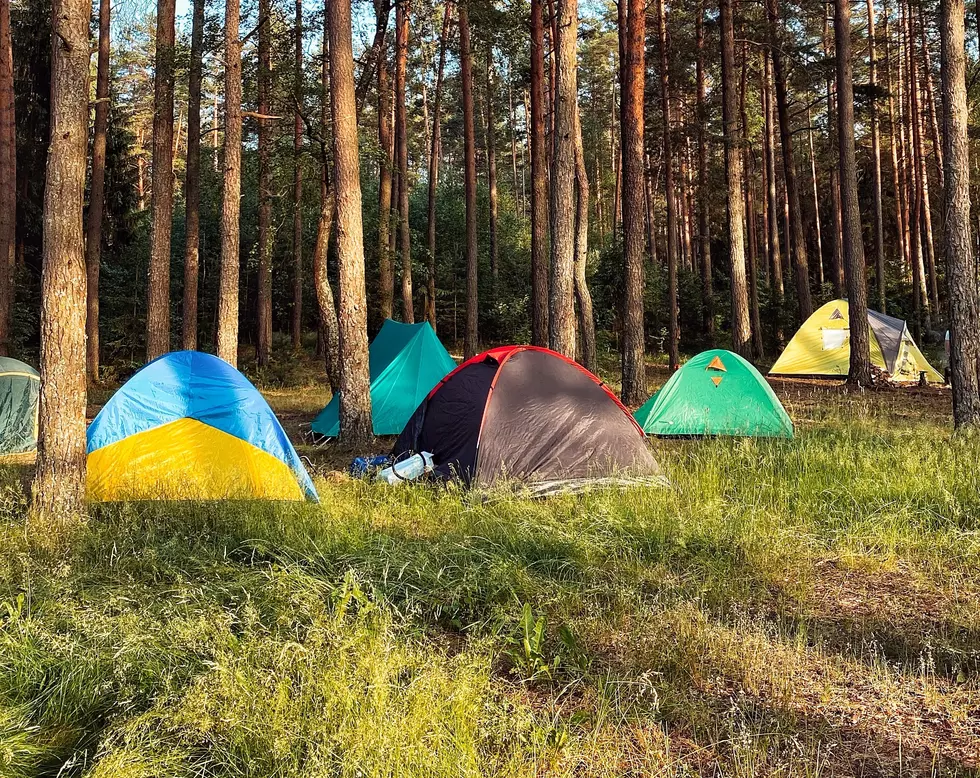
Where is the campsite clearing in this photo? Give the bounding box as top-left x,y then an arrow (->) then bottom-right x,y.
0,366 -> 978,777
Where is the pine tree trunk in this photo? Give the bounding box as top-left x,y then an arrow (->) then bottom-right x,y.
355,0 -> 392,118
696,0 -> 713,343
762,53 -> 784,301
327,0 -> 373,443
84,0 -> 110,380
836,0 -> 873,384
549,0 -> 577,360
868,0 -> 886,311
460,4 -> 479,358
395,0 -> 413,322
314,35 -> 340,391
530,0 -> 549,345
768,0 -> 813,320
806,106 -> 825,288
740,44 -> 763,359
0,0 -> 13,359
884,0 -> 907,295
32,0 -> 91,520
291,0 -> 304,351
486,55 -> 499,289
147,0 -> 177,361
620,0 -> 646,401
378,45 -> 394,321
183,0 -> 204,351
917,0 -> 945,195
256,0 -> 273,367
941,0 -> 980,424
573,101 -> 596,374
656,0 -> 679,370
217,0 -> 243,365
720,0 -> 751,358
824,10 -> 845,296
426,2 -> 451,330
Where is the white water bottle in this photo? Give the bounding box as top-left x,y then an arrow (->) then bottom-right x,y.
378,452 -> 435,485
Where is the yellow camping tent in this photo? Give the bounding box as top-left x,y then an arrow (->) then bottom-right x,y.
769,300 -> 943,382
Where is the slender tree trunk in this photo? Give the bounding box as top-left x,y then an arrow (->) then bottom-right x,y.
217,0 -> 243,365
84,0 -> 110,379
549,0 -> 577,359
621,0 -> 647,400
395,0 -> 413,322
824,10 -> 845,296
530,0 -> 549,345
327,0 -> 373,442
941,0 -> 980,424
918,0 -> 945,195
32,0 -> 91,520
291,0 -> 304,350
656,0 -> 679,369
573,101 -> 596,374
897,3 -> 913,280
696,0 -> 713,343
509,70 -> 520,213
836,0 -> 873,384
314,36 -> 340,391
460,4 -> 479,358
183,0 -> 204,351
720,0 -> 751,357
256,0 -> 273,367
763,53 -> 784,302
768,0 -> 813,320
486,54 -> 499,288
426,2 -> 452,330
0,0 -> 14,359
378,44 -> 394,321
147,0 -> 177,360
868,0 -> 886,311
355,0 -> 392,119
806,106 -> 825,288
884,0 -> 907,294
740,44 -> 763,359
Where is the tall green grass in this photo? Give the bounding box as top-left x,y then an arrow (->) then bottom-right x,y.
1,396 -> 978,776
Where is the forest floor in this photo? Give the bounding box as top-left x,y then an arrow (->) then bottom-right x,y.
1,356 -> 979,777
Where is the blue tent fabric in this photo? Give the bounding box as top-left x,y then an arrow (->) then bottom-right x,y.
87,351 -> 317,500
312,320 -> 457,437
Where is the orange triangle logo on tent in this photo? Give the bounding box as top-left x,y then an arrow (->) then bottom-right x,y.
830,308 -> 845,320
711,376 -> 724,387
707,355 -> 727,372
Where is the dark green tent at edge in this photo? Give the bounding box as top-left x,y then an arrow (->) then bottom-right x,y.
634,349 -> 794,439
0,357 -> 40,455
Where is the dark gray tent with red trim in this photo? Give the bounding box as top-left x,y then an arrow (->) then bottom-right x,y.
393,346 -> 662,488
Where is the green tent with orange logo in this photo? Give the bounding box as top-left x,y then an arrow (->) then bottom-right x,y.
634,349 -> 794,438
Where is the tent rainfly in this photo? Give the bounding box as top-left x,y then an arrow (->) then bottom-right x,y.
0,358 -> 40,455
312,319 -> 457,437
87,351 -> 318,502
634,349 -> 794,438
769,300 -> 943,383
393,345 -> 662,488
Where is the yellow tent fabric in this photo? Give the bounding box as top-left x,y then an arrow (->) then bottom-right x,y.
88,418 -> 305,502
770,300 -> 943,382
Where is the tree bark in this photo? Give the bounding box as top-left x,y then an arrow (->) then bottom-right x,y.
395,0 -> 414,322
0,0 -> 14,359
720,0 -> 751,358
621,0 -> 647,401
378,43 -> 394,321
256,0 -> 273,367
549,0 -> 577,360
460,3 -> 479,358
426,2 -> 452,330
573,100 -> 596,374
355,0 -> 392,119
806,106 -> 825,288
767,0 -> 813,321
836,0 -> 873,384
941,0 -> 980,424
32,0 -> 91,520
147,0 -> 177,361
486,54 -> 499,288
217,0 -> 243,365
868,0 -> 886,312
183,0 -> 204,351
740,43 -> 763,359
327,0 -> 373,443
884,0 -> 907,295
656,0 -> 679,370
696,0 -> 713,343
84,0 -> 109,380
530,0 -> 549,345
824,10 -> 845,297
291,0 -> 304,350
762,52 -> 784,302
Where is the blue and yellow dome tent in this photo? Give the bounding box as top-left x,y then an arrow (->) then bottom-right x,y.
87,351 -> 318,502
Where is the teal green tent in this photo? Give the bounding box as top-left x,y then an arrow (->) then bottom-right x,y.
634,349 -> 794,438
0,357 -> 40,455
311,320 -> 457,437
